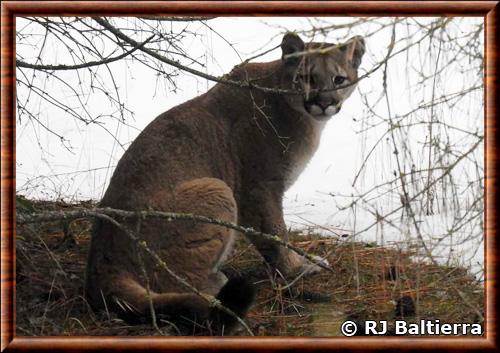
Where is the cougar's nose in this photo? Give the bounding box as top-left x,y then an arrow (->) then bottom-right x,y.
317,97 -> 336,110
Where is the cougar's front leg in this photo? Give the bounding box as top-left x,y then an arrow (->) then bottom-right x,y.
239,183 -> 321,277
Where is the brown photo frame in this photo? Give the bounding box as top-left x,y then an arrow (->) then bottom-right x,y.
1,1 -> 498,351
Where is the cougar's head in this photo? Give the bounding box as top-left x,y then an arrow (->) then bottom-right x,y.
280,32 -> 366,121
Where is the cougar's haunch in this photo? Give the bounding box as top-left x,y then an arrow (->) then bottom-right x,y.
85,32 -> 365,334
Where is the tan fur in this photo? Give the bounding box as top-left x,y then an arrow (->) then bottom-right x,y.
85,33 -> 365,330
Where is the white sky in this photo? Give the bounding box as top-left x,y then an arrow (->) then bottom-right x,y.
15,17 -> 484,276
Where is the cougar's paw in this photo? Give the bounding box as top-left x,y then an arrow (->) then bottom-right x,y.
293,254 -> 329,276
278,250 -> 329,277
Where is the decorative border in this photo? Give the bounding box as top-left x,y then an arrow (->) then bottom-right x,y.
1,1 -> 498,352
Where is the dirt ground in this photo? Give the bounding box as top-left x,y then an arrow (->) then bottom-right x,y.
16,197 -> 484,336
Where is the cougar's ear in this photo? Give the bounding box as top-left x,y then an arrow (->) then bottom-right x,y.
341,36 -> 366,69
281,32 -> 305,65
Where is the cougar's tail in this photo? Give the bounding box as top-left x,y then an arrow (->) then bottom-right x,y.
210,276 -> 256,335
108,275 -> 255,335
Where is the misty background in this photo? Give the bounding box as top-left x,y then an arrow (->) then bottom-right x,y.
16,17 -> 484,279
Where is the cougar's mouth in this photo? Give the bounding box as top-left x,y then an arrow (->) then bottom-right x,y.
304,101 -> 342,121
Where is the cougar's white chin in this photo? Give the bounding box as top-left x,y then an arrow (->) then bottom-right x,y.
324,105 -> 339,116
306,104 -> 340,121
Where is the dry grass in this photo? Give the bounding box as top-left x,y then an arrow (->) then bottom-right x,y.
16,197 -> 484,336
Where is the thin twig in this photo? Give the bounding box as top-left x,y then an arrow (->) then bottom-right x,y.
18,207 -> 334,273
17,35 -> 155,71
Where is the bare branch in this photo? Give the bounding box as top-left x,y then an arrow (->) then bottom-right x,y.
17,207 -> 334,274
17,35 -> 155,71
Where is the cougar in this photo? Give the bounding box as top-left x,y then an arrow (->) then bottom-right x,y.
85,32 -> 365,334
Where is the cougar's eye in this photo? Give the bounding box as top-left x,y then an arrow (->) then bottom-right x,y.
333,75 -> 347,85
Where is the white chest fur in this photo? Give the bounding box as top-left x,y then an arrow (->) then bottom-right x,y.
283,119 -> 325,189
284,150 -> 312,189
